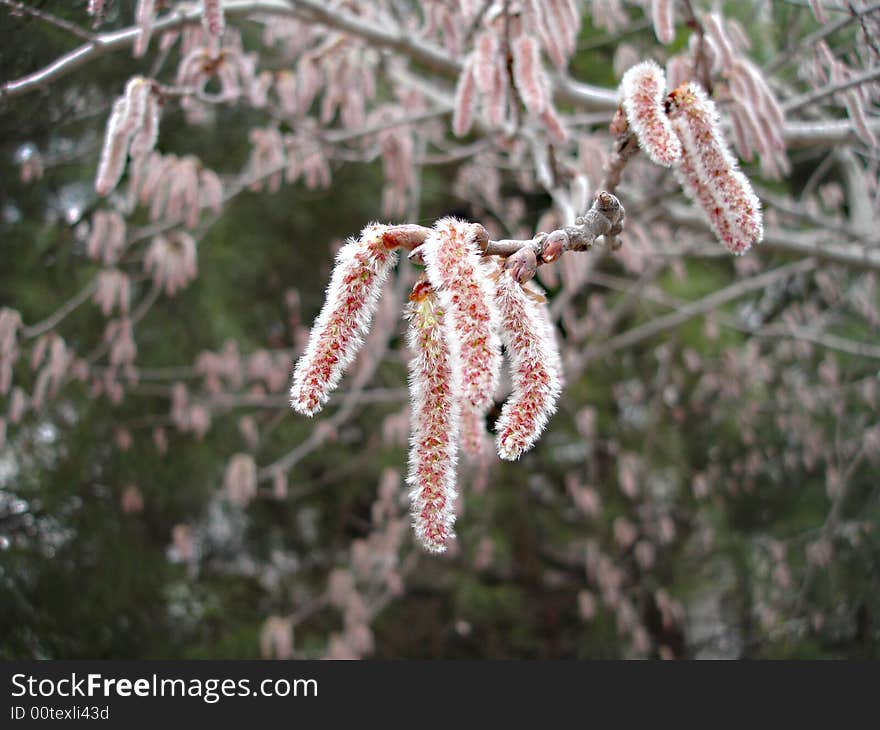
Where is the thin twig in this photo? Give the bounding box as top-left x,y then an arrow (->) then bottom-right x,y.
569,258 -> 817,370
0,0 -> 94,42
783,65 -> 880,113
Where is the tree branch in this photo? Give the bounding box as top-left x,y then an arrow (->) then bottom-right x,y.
570,258 -> 817,369
5,0 -> 873,151
0,0 -> 94,42
783,65 -> 880,113
664,202 -> 880,272
20,279 -> 98,339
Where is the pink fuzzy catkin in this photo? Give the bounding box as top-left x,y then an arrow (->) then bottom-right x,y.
93,269 -> 131,316
134,0 -> 155,57
452,64 -> 477,137
460,404 -> 490,459
144,232 -> 198,295
700,13 -> 788,179
486,60 -> 509,127
275,71 -> 298,117
87,210 -> 126,264
493,270 -> 563,461
202,0 -> 225,43
130,92 -> 160,159
225,453 -> 257,507
512,35 -> 549,115
95,99 -> 131,196
651,0 -> 676,44
473,32 -> 498,94
199,168 -> 223,214
405,280 -> 461,553
95,77 -> 152,196
668,83 -> 763,255
290,224 -> 398,416
620,61 -> 682,167
422,218 -> 501,410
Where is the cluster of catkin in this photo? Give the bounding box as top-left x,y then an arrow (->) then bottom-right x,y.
372,107 -> 417,218
176,34 -> 270,108
811,41 -> 878,148
93,269 -> 131,317
170,383 -> 212,438
129,152 -> 223,229
289,221 -> 563,552
453,3 -> 572,142
130,0 -> 224,58
245,124 -> 332,191
620,61 -> 763,255
701,14 -> 788,178
87,210 -> 127,264
144,232 -> 199,296
29,333 -> 74,411
264,27 -> 379,129
658,13 -> 787,178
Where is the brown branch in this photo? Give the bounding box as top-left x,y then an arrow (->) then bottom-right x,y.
397,193 -> 623,276
483,191 -> 623,260
599,131 -> 640,195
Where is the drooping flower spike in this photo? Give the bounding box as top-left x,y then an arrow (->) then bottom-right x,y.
405,278 -> 461,553
290,224 -> 398,416
95,76 -> 159,196
460,404 -> 491,460
421,218 -> 501,411
492,263 -> 563,461
202,0 -> 225,46
668,83 -> 763,255
452,64 -> 477,138
289,194 -> 630,551
650,0 -> 676,45
620,61 -> 682,167
512,35 -> 549,117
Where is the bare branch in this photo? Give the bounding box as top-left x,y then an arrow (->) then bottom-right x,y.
783,65 -> 880,113
0,0 -> 94,42
20,280 -> 98,339
665,202 -> 880,272
570,259 -> 817,368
